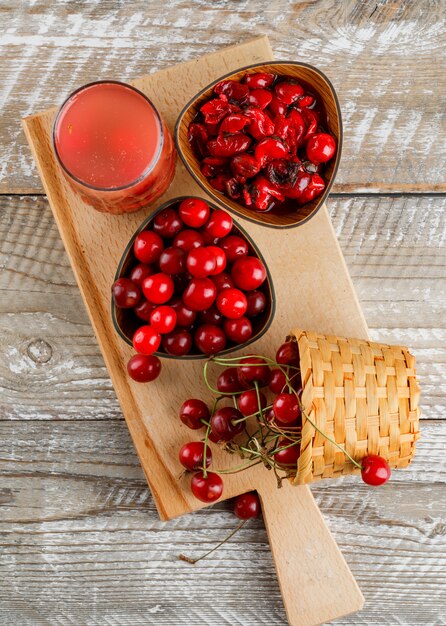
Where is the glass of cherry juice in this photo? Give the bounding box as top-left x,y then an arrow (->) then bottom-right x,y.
53,81 -> 176,214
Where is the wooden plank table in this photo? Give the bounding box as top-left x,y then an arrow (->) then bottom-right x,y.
1,2 -> 445,624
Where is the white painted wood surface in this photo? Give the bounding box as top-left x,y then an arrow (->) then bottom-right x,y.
1,1 -> 445,624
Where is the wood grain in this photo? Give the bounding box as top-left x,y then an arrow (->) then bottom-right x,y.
1,419 -> 445,626
1,0 -> 445,193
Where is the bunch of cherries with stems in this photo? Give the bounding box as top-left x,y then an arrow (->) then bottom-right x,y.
178,340 -> 392,505
111,198 -> 270,382
188,72 -> 337,212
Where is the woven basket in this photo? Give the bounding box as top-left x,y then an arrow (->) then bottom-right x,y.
289,329 -> 421,485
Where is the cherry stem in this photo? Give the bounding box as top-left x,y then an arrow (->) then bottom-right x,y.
179,519 -> 248,565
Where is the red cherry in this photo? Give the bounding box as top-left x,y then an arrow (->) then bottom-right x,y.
150,305 -> 177,334
162,329 -> 192,356
153,208 -> 183,239
254,137 -> 288,167
217,367 -> 245,394
191,471 -> 223,503
159,247 -> 186,275
248,89 -> 273,110
112,278 -> 141,308
169,296 -> 197,327
223,316 -> 252,343
231,256 -> 267,291
134,298 -> 157,321
306,133 -> 336,164
234,492 -> 260,519
211,271 -> 235,291
216,288 -> 247,319
274,81 -> 304,104
238,389 -> 267,417
230,154 -> 260,179
199,306 -> 224,326
273,393 -> 300,424
274,439 -> 300,467
361,455 -> 391,486
132,325 -> 161,355
179,198 -> 210,228
129,263 -> 152,287
276,341 -> 300,366
207,246 -> 227,275
237,356 -> 270,388
245,290 -> 267,317
182,278 -> 217,311
210,406 -> 244,441
179,399 -> 210,430
186,247 -> 217,278
204,209 -> 233,238
195,324 -> 227,354
268,95 -> 288,117
173,229 -> 204,252
220,235 -> 249,263
266,407 -> 300,429
127,354 -> 161,382
142,273 -> 174,304
134,230 -> 164,264
269,369 -> 287,394
244,72 -> 275,89
179,441 -> 212,471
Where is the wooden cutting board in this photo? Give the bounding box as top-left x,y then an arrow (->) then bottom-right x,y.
23,35 -> 365,626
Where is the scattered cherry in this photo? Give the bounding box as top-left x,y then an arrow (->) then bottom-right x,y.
210,406 -> 244,441
274,439 -> 300,467
238,389 -> 267,417
112,278 -> 141,308
276,341 -> 299,366
361,455 -> 391,486
179,398 -> 210,430
127,354 -> 161,382
234,492 -> 260,519
269,369 -> 287,394
273,393 -> 300,424
237,355 -> 270,388
179,441 -> 212,471
191,471 -> 223,503
217,367 -> 244,394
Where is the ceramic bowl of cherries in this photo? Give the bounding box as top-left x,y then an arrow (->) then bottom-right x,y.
111,197 -> 273,383
176,62 -> 341,227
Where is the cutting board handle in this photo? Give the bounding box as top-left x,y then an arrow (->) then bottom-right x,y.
257,473 -> 364,626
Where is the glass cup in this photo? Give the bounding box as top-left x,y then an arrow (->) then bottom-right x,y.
53,81 -> 176,214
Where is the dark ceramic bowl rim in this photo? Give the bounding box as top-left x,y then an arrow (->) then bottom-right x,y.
53,80 -> 165,193
174,60 -> 343,230
111,195 -> 276,360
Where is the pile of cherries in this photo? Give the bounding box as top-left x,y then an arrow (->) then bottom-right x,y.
112,198 -> 270,383
178,341 -> 392,504
188,72 -> 336,212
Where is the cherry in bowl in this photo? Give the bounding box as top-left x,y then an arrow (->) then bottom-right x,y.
112,196 -> 274,361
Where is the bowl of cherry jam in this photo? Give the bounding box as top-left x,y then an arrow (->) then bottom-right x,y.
175,62 -> 342,228
111,196 -> 274,362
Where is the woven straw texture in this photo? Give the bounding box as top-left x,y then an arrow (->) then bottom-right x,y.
289,329 -> 421,485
